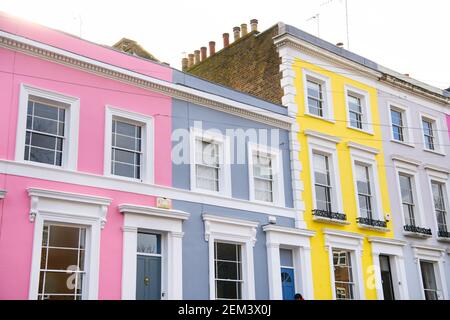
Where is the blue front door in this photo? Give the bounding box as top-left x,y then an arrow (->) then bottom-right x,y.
281,267 -> 295,300
136,255 -> 161,300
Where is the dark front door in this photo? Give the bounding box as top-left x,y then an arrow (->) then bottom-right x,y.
281,268 -> 295,300
136,255 -> 161,300
379,255 -> 395,300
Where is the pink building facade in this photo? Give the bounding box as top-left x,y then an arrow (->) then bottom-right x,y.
0,14 -> 174,299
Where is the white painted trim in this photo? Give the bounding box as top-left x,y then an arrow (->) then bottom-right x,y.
0,159 -> 298,218
387,101 -> 415,146
323,229 -> 365,300
189,127 -> 232,197
393,163 -> 427,229
120,204 -> 189,300
412,244 -> 448,300
203,214 -> 258,300
263,225 -> 314,300
304,129 -> 341,144
104,106 -> 154,184
347,142 -> 380,155
0,30 -> 293,129
419,112 -> 446,155
424,170 -> 450,241
27,187 -> 111,300
307,133 -> 344,214
247,141 -> 285,207
302,68 -> 334,121
368,237 -> 409,300
344,84 -> 373,134
15,83 -> 80,170
349,147 -> 385,221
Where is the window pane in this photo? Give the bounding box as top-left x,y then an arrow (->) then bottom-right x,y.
48,225 -> 81,248
137,233 -> 161,254
32,117 -> 58,135
280,249 -> 294,267
113,162 -> 135,178
34,102 -> 60,120
30,132 -> 57,150
115,121 -> 137,137
216,261 -> 239,280
45,248 -> 80,270
215,243 -> 240,261
216,281 -> 241,300
29,147 -> 55,165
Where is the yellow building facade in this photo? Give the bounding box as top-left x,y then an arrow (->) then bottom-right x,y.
293,58 -> 394,300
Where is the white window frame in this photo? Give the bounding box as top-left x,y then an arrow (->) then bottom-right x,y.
412,244 -> 448,300
263,224 -> 315,300
248,141 -> 285,206
119,204 -> 189,300
393,158 -> 427,233
104,106 -> 154,183
306,130 -> 343,216
27,188 -> 111,300
323,229 -> 365,300
368,237 -> 409,300
190,127 -> 231,196
344,85 -> 373,134
302,69 -> 334,122
420,113 -> 445,155
424,167 -> 450,241
15,83 -> 80,170
349,144 -> 384,222
387,102 -> 414,146
203,214 -> 258,300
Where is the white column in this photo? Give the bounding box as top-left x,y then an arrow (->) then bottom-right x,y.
245,241 -> 256,300
354,249 -> 365,300
300,247 -> 314,300
167,231 -> 184,300
266,243 -> 282,300
371,253 -> 383,300
121,226 -> 138,300
395,256 -> 409,300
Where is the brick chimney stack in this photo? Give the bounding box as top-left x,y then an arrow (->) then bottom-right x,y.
188,54 -> 194,68
209,41 -> 216,56
200,46 -> 207,61
241,23 -> 248,36
194,50 -> 201,65
182,57 -> 188,71
223,33 -> 230,47
233,26 -> 241,41
250,19 -> 258,32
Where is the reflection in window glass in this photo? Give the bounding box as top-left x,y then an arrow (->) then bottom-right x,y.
214,242 -> 242,300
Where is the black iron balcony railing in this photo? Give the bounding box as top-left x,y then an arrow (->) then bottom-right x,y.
312,209 -> 346,221
403,224 -> 432,235
438,229 -> 450,238
356,217 -> 387,228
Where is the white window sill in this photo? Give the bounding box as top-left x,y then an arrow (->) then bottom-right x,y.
357,223 -> 389,233
346,125 -> 374,136
423,148 -> 446,157
402,231 -> 432,239
304,112 -> 335,124
190,186 -> 231,198
312,215 -> 350,225
390,139 -> 415,148
436,237 -> 450,243
105,173 -> 147,184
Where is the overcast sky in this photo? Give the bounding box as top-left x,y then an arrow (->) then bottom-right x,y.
1,0 -> 449,89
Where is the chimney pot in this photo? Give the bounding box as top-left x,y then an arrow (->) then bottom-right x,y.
209,41 -> 216,56
223,33 -> 230,47
200,47 -> 207,61
188,54 -> 194,68
241,23 -> 248,36
194,50 -> 201,65
182,57 -> 188,71
250,19 -> 258,32
233,26 -> 241,41
336,42 -> 344,47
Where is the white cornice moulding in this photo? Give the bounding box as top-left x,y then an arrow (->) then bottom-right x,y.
119,204 -> 190,221
423,164 -> 450,175
0,159 -> 299,219
322,228 -> 365,240
304,129 -> 341,144
347,142 -> 380,155
202,214 -> 259,228
391,155 -> 421,167
368,236 -> 407,247
0,31 -> 293,130
262,224 -> 315,237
